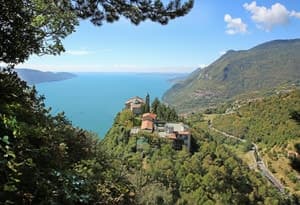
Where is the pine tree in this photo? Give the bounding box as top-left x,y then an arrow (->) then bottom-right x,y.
151,98 -> 160,114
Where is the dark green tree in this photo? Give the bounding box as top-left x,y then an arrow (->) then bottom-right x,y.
0,0 -> 78,64
290,110 -> 300,124
151,97 -> 160,114
144,93 -> 150,113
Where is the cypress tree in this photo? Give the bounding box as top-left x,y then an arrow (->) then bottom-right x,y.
145,93 -> 150,113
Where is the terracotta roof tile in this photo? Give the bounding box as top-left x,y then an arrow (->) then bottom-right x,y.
178,131 -> 191,135
141,120 -> 153,130
142,113 -> 157,121
167,133 -> 177,139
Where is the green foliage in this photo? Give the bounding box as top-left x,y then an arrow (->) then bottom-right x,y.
213,90 -> 300,148
151,98 -> 178,121
243,140 -> 254,152
103,107 -> 294,204
144,93 -> 150,113
290,110 -> 300,124
74,0 -> 194,26
164,39 -> 300,112
0,70 -> 135,204
290,143 -> 300,172
0,0 -> 78,64
151,97 -> 160,114
117,109 -> 135,128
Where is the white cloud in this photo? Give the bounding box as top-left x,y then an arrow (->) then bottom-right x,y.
198,64 -> 207,69
219,50 -> 227,56
65,49 -> 112,56
243,1 -> 290,31
224,14 -> 248,35
290,10 -> 300,19
65,49 -> 91,56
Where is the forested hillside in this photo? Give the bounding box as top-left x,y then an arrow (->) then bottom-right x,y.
213,90 -> 300,147
195,89 -> 300,197
101,101 -> 298,204
163,39 -> 300,112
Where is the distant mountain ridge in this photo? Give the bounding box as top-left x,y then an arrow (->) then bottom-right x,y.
16,68 -> 76,84
163,39 -> 300,112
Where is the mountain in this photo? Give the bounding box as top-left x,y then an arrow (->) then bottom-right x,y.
16,68 -> 76,84
163,39 -> 300,112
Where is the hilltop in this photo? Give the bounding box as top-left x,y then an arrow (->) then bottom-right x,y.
163,39 -> 300,112
16,68 -> 76,84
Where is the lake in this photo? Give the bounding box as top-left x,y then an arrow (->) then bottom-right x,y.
36,72 -> 178,138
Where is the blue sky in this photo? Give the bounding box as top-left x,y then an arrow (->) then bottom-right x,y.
18,0 -> 300,73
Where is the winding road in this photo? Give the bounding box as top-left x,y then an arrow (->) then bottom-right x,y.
209,124 -> 285,193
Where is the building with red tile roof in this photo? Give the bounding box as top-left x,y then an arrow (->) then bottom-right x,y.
125,96 -> 145,115
141,120 -> 154,131
141,112 -> 157,132
142,113 -> 157,121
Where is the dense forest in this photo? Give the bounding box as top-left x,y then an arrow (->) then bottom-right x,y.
212,90 -> 300,148
209,89 -> 300,195
101,97 -> 298,204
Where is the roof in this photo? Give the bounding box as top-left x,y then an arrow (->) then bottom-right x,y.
125,96 -> 144,104
142,113 -> 157,120
167,133 -> 177,140
165,123 -> 189,132
178,131 -> 191,135
141,120 -> 154,130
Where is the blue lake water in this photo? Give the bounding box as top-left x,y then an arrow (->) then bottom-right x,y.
36,73 -> 176,138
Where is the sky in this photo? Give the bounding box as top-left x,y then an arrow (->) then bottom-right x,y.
18,0 -> 300,73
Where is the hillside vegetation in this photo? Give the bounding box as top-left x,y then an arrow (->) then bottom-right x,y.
163,39 -> 300,112
213,90 -> 300,147
210,89 -> 300,194
101,101 -> 298,204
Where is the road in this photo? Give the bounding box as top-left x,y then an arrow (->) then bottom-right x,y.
209,125 -> 285,193
252,143 -> 285,193
209,125 -> 246,143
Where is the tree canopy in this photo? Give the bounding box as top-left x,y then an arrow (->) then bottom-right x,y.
0,0 -> 193,65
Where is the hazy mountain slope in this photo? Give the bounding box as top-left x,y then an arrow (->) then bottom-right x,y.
163,39 -> 300,112
16,68 -> 76,84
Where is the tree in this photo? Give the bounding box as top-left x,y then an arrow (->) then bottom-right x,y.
0,68 -> 136,204
151,97 -> 160,114
0,0 -> 78,65
290,110 -> 300,124
144,93 -> 150,113
1,0 -> 194,65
